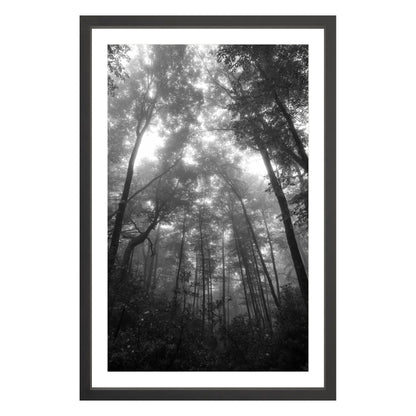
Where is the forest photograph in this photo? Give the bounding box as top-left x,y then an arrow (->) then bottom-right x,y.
107,44 -> 309,372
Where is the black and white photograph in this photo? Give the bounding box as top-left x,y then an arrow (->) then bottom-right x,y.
107,44 -> 310,372
3,0 -> 416,413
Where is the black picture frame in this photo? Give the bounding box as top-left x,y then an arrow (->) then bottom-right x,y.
80,15 -> 336,400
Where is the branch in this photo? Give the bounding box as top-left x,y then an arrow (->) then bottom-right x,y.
197,51 -> 235,100
146,237 -> 155,256
129,218 -> 142,234
107,156 -> 183,221
128,156 -> 182,204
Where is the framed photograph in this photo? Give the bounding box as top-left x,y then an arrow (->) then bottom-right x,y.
80,15 -> 336,400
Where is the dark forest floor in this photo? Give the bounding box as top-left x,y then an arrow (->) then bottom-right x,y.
108,286 -> 308,372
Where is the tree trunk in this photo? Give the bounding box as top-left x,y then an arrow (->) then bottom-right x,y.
258,143 -> 308,306
108,108 -> 154,275
272,90 -> 309,172
142,243 -> 149,287
250,239 -> 272,331
227,268 -> 231,327
119,213 -> 160,282
173,210 -> 187,310
232,219 -> 253,324
128,246 -> 135,276
207,244 -> 214,334
261,210 -> 281,302
192,251 -> 198,316
222,229 -> 227,331
219,170 -> 280,314
236,227 -> 263,327
198,210 -> 206,332
255,59 -> 308,171
147,223 -> 161,294
294,163 -> 307,192
107,157 -> 182,221
236,193 -> 280,309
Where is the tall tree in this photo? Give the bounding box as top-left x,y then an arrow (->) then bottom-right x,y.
108,45 -> 203,274
210,45 -> 309,306
258,144 -> 308,306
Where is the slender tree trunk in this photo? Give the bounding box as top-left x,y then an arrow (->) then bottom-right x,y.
227,268 -> 231,327
142,243 -> 149,287
196,265 -> 200,316
221,176 -> 275,322
198,210 -> 206,332
264,276 -> 272,313
255,59 -> 308,171
222,229 -> 227,331
261,210 -> 281,302
128,246 -> 135,276
232,219 -> 253,325
236,235 -> 253,324
145,241 -> 153,291
230,207 -> 254,326
134,246 -> 141,280
294,163 -> 307,192
272,90 -> 309,172
221,169 -> 280,309
192,251 -> 198,316
108,108 -> 154,275
258,144 -> 308,306
236,194 -> 280,309
207,245 -> 214,334
238,234 -> 263,327
147,223 -> 160,294
173,210 -> 187,310
182,280 -> 187,312
250,240 -> 272,331
150,252 -> 159,295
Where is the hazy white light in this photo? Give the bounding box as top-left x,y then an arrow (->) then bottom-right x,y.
183,146 -> 197,166
244,152 -> 268,177
201,133 -> 215,143
134,130 -> 165,165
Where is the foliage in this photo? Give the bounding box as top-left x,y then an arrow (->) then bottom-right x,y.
108,45 -> 131,96
109,283 -> 307,371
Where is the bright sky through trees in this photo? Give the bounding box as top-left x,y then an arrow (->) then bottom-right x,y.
135,127 -> 268,177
